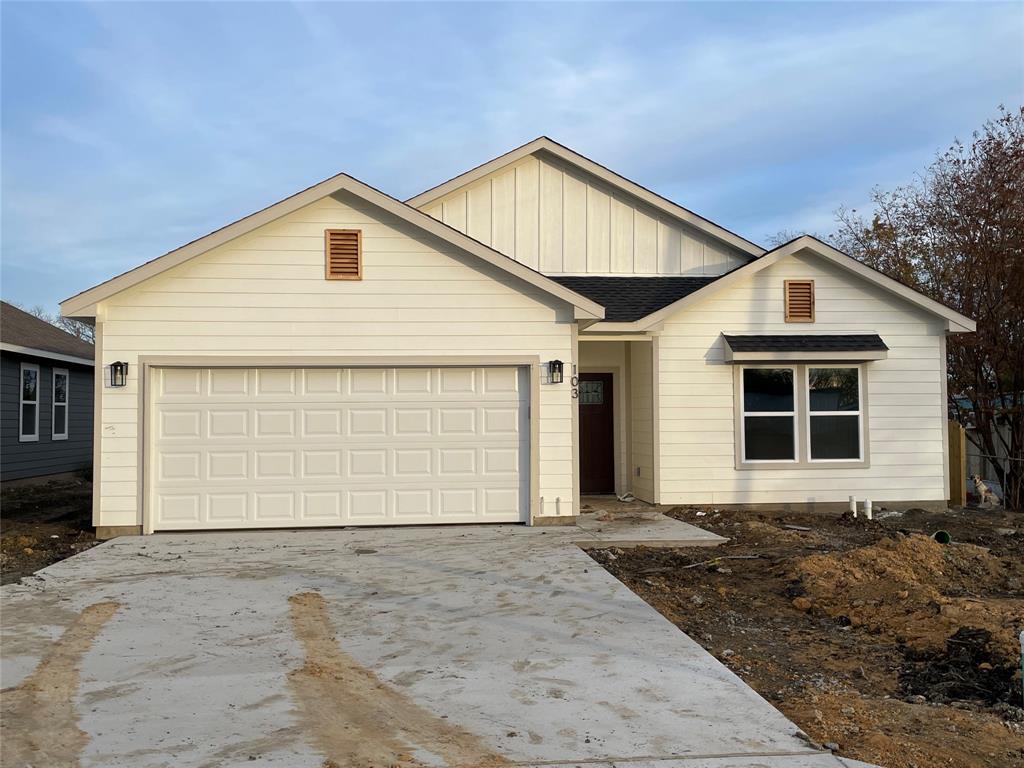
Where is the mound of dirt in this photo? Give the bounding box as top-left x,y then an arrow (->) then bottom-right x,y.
790,534 -> 1024,662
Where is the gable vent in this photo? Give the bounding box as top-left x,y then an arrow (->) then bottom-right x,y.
784,280 -> 814,322
325,229 -> 362,280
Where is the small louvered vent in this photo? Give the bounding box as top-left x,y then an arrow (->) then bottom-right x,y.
784,280 -> 814,322
325,229 -> 362,280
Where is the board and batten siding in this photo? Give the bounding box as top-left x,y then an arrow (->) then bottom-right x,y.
420,154 -> 749,276
94,191 -> 577,527
656,252 -> 948,505
0,353 -> 93,481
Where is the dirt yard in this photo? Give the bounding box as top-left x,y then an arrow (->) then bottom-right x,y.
1,477 -> 99,585
588,504 -> 1024,768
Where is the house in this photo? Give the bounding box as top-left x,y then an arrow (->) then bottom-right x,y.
59,138 -> 975,538
1,301 -> 94,482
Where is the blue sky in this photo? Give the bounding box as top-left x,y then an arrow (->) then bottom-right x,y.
2,1 -> 1022,312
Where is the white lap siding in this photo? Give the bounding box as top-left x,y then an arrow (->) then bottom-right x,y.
657,252 -> 947,506
95,191 -> 575,527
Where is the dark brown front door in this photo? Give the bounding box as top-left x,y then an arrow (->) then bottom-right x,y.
579,372 -> 614,494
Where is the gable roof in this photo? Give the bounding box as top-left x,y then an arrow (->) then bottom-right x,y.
60,173 -> 604,321
1,301 -> 94,365
550,275 -> 718,322
405,136 -> 765,260
588,235 -> 976,334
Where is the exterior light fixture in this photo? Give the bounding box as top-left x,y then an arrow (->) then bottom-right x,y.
110,361 -> 129,387
548,360 -> 564,384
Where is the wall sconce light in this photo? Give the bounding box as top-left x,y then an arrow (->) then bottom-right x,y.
110,361 -> 129,387
548,359 -> 564,384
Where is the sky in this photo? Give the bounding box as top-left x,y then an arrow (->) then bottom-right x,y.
2,1 -> 1022,312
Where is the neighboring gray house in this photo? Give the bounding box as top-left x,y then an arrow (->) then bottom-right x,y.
1,301 -> 94,482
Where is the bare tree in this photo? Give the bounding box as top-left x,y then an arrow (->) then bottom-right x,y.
764,229 -> 832,249
10,302 -> 95,344
833,106 -> 1024,509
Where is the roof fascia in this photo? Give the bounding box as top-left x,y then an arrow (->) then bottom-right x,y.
0,342 -> 94,367
61,173 -> 604,320
634,236 -> 976,332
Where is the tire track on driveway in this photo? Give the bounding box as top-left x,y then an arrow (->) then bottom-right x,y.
1,601 -> 120,768
288,590 -> 509,768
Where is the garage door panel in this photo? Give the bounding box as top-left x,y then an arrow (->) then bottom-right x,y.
209,368 -> 248,396
302,450 -> 342,478
254,492 -> 295,521
301,491 -> 343,520
209,493 -> 247,523
152,366 -> 528,530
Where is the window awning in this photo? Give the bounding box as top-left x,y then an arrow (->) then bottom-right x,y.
722,334 -> 888,362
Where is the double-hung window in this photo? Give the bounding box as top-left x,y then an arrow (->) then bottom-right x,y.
737,364 -> 866,467
19,363 -> 40,442
807,367 -> 861,461
52,368 -> 69,440
740,367 -> 797,462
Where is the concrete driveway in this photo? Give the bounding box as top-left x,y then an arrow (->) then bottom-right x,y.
1,525 -> 870,768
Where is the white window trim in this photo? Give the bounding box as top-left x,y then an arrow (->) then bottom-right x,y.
52,368 -> 69,441
738,365 -> 798,464
734,363 -> 871,470
806,365 -> 862,463
19,362 -> 40,443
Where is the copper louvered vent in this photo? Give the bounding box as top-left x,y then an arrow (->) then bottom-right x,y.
784,280 -> 815,322
325,229 -> 362,280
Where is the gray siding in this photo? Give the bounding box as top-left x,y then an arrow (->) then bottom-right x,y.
1,352 -> 93,481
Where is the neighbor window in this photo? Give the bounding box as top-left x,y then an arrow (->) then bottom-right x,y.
807,367 -> 861,460
52,368 -> 69,440
740,367 -> 796,461
19,363 -> 39,442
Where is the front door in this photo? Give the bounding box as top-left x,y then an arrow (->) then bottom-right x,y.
579,372 -> 614,494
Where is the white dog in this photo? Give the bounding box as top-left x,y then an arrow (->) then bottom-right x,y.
971,475 -> 1002,506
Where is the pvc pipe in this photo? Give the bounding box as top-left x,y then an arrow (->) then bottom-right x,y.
849,496 -> 857,518
932,530 -> 952,544
864,499 -> 873,521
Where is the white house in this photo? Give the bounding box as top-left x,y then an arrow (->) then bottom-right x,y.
60,138 -> 975,537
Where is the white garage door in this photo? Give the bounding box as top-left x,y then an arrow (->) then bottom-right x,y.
150,366 -> 529,530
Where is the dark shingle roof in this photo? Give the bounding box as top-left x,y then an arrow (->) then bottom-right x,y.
550,276 -> 721,322
723,334 -> 888,353
1,301 -> 94,361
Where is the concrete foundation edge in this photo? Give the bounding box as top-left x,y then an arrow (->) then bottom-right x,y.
531,515 -> 580,527
671,500 -> 949,515
96,525 -> 143,539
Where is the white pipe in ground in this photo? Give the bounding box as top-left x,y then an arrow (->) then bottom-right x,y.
864,499 -> 873,521
849,496 -> 857,518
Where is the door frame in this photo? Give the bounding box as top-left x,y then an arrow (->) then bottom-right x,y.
579,366 -> 623,496
137,355 -> 540,533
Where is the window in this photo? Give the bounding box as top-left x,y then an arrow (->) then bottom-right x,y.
736,363 -> 868,467
325,229 -> 362,280
740,368 -> 796,461
807,367 -> 861,460
52,368 -> 69,440
579,379 -> 605,405
784,280 -> 815,322
19,363 -> 39,442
